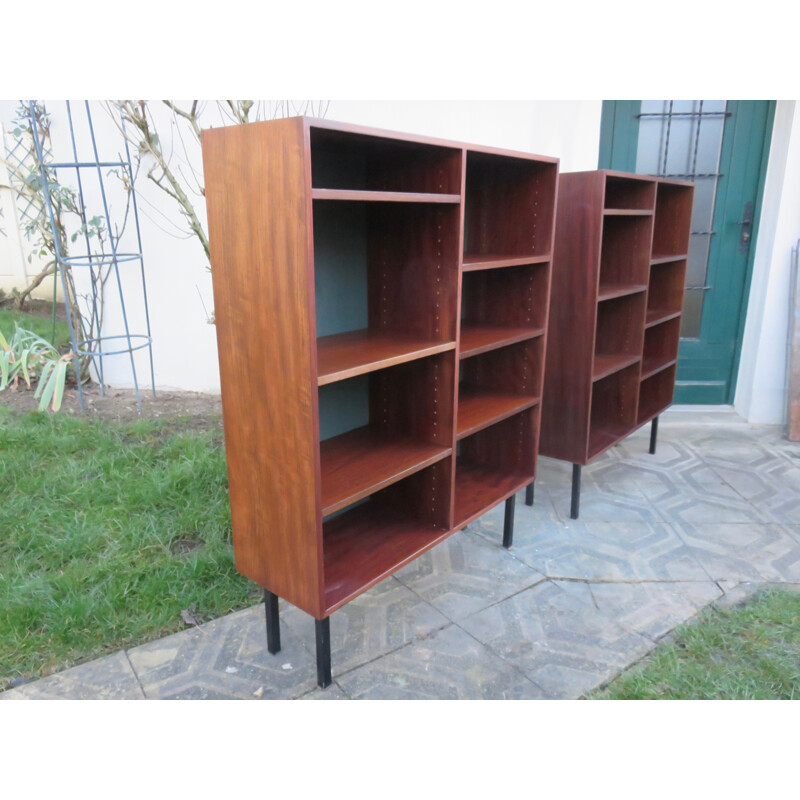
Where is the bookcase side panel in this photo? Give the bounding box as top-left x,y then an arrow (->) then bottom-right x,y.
202,119 -> 324,617
539,172 -> 602,464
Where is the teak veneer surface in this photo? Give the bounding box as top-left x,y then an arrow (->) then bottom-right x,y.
202,118 -> 324,615
459,325 -> 545,359
317,330 -> 456,385
202,116 -> 559,619
323,502 -> 449,613
456,386 -> 539,439
320,427 -> 451,516
541,170 -> 693,467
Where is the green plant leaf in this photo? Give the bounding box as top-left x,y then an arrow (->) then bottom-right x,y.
37,366 -> 57,412
34,360 -> 55,399
0,351 -> 9,390
20,348 -> 31,387
51,360 -> 68,411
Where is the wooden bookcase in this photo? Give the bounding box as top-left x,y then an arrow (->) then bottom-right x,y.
540,170 -> 693,518
201,118 -> 558,686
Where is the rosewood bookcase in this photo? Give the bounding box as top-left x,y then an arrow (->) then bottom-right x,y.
540,170 -> 694,519
201,118 -> 558,687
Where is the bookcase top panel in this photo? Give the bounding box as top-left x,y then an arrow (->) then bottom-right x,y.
561,169 -> 695,188
300,116 -> 560,165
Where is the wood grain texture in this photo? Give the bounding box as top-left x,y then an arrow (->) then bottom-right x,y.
540,171 -> 605,464
202,118 -> 324,616
203,117 -> 559,621
459,325 -> 544,359
323,498 -> 450,614
320,427 -> 451,516
638,364 -> 678,424
542,171 -> 692,467
464,153 -> 557,260
311,189 -> 460,203
317,330 -> 455,385
456,386 -> 539,439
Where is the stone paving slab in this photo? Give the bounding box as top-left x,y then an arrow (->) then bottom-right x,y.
280,577 -> 450,677
4,409 -> 800,701
127,605 -> 319,700
335,624 -> 548,700
393,529 -> 545,621
672,523 -> 800,583
2,652 -> 144,700
456,580 -> 656,699
587,581 -> 723,640
477,517 -> 710,582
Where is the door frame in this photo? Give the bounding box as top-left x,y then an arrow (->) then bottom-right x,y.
598,100 -> 776,403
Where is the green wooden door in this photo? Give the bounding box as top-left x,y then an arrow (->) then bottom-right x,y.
599,100 -> 775,403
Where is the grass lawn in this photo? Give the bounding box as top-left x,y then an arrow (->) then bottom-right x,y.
595,588 -> 800,699
0,406 -> 255,688
0,307 -> 72,351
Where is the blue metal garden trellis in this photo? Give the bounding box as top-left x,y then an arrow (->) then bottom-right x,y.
27,100 -> 155,410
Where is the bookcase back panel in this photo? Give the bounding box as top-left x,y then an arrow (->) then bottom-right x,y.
588,364 -> 640,459
461,263 -> 549,330
604,176 -> 656,210
369,352 -> 455,448
652,183 -> 694,257
643,317 -> 681,367
638,364 -> 677,424
323,459 -> 453,612
459,337 -> 544,398
318,376 -> 370,441
313,202 -> 367,337
594,292 -> 647,359
648,258 -> 687,317
599,216 -> 653,286
465,153 -> 557,259
459,408 -> 535,475
311,127 -> 462,194
367,204 -> 460,341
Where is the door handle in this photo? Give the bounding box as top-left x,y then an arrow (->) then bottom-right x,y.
735,201 -> 754,253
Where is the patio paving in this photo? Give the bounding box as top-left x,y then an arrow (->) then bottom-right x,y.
4,407 -> 800,700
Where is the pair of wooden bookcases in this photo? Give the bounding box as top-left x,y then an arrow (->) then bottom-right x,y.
201,117 -> 694,687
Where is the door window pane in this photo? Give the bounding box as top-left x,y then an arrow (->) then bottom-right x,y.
636,101 -> 726,338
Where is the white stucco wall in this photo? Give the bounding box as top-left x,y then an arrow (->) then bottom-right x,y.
3,98 -> 794,421
40,100 -> 603,394
735,100 -> 800,425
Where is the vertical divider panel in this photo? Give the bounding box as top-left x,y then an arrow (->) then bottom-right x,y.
449,148 -> 469,529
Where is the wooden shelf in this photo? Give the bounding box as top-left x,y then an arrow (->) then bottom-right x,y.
462,253 -> 550,271
650,254 -> 688,265
597,282 -> 647,302
637,363 -> 678,425
320,427 -> 451,516
317,330 -> 455,385
459,324 -> 544,359
640,356 -> 678,381
646,308 -> 682,328
456,386 -> 538,440
592,353 -> 640,382
312,188 -> 461,204
587,421 -> 634,460
603,209 -> 654,216
323,501 -> 449,613
203,117 -> 557,675
454,460 -> 529,527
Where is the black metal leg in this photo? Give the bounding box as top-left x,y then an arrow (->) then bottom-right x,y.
525,482 -> 534,506
503,494 -> 516,548
264,589 -> 280,654
649,415 -> 659,455
570,464 -> 581,520
315,617 -> 332,688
